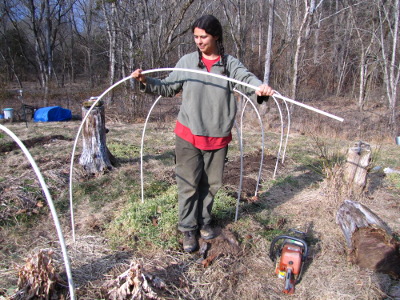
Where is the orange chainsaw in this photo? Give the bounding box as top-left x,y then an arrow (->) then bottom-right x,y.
269,230 -> 308,295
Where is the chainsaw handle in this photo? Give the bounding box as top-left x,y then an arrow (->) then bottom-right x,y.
269,235 -> 308,262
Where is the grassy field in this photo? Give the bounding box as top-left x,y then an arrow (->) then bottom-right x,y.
0,99 -> 400,299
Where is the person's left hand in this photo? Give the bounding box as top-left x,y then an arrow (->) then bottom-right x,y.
256,84 -> 274,97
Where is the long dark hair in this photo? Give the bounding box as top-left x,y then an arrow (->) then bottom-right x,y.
192,15 -> 227,75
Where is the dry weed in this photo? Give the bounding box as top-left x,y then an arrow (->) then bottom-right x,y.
104,260 -> 164,300
11,249 -> 66,299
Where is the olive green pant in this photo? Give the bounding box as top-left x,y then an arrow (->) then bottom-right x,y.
175,136 -> 228,232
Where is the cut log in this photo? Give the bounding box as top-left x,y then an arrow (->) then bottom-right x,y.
343,141 -> 371,194
351,227 -> 400,277
336,200 -> 392,248
336,200 -> 400,278
79,101 -> 115,174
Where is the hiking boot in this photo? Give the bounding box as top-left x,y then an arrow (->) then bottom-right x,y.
200,224 -> 217,240
183,230 -> 198,253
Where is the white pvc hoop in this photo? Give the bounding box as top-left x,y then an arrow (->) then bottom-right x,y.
140,95 -> 162,203
279,93 -> 291,164
141,68 -> 344,122
0,124 -> 76,300
272,96 -> 285,179
69,68 -> 344,240
234,90 -> 265,222
138,93 -> 262,222
233,120 -> 242,222
235,89 -> 264,197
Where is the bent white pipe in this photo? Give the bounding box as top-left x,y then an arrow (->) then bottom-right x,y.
69,68 -> 344,240
233,120 -> 242,222
141,68 -> 344,122
280,94 -> 291,164
234,90 -> 265,222
234,89 -> 264,197
0,124 -> 76,300
140,95 -> 162,203
272,96 -> 285,179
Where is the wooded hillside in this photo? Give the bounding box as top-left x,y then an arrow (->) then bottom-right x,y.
1,0 -> 399,132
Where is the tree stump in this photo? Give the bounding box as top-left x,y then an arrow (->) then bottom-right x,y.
336,200 -> 400,278
343,141 -> 371,194
79,100 -> 115,174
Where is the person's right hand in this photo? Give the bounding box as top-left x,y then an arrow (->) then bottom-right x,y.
131,69 -> 146,84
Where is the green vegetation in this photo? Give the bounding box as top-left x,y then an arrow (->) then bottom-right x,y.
254,213 -> 287,240
372,144 -> 400,169
20,179 -> 41,194
107,185 -> 179,251
272,175 -> 299,188
108,142 -> 141,159
212,189 -> 237,221
309,137 -> 346,176
385,173 -> 400,195
106,184 -> 243,251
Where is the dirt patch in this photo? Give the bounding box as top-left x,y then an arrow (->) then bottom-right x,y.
224,150 -> 278,199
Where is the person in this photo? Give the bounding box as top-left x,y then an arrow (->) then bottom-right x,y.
131,15 -> 274,253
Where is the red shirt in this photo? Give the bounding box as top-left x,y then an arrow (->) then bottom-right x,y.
174,55 -> 232,150
202,56 -> 220,72
175,121 -> 232,150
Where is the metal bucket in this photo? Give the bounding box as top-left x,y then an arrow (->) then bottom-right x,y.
396,136 -> 400,145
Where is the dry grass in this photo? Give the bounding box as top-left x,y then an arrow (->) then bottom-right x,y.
1,96 -> 400,299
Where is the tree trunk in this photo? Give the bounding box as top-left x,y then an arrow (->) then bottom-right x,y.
291,0 -> 314,99
336,200 -> 400,278
263,0 -> 275,85
379,0 -> 400,133
102,0 -> 118,103
79,101 -> 115,175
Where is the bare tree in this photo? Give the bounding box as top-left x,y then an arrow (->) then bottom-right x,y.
140,0 -> 197,68
349,3 -> 379,110
1,0 -> 399,132
290,0 -> 318,99
0,17 -> 24,87
3,0 -> 73,105
263,0 -> 275,85
72,0 -> 105,88
101,0 -> 118,91
378,0 -> 400,133
222,0 -> 255,64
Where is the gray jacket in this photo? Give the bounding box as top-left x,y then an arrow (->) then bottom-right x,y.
142,52 -> 262,137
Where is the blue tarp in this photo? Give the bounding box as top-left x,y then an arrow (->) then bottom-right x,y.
34,106 -> 72,122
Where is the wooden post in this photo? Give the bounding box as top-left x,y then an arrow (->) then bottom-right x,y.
79,100 -> 115,174
343,141 -> 371,194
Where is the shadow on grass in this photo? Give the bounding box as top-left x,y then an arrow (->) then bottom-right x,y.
63,251 -> 132,291
113,150 -> 175,165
